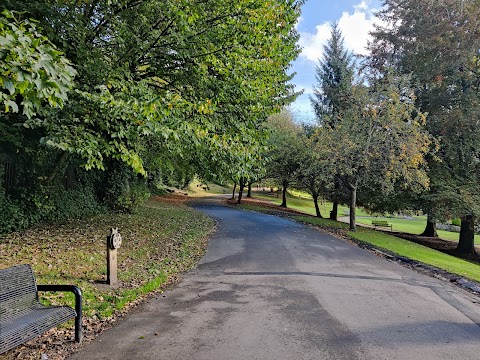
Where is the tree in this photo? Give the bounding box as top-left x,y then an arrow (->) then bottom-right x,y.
265,109 -> 304,208
5,0 -> 302,176
310,22 -> 355,220
0,10 -> 75,149
1,1 -> 303,232
294,125 -> 332,218
369,0 -> 480,255
315,75 -> 431,231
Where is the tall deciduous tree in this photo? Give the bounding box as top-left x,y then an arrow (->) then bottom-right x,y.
369,0 -> 480,255
310,23 -> 355,220
5,0 -> 301,178
315,75 -> 431,231
265,109 -> 304,208
295,125 -> 332,218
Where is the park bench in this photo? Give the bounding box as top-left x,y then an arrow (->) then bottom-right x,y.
371,220 -> 393,231
0,264 -> 82,354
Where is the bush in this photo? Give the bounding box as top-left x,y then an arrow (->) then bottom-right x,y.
48,187 -> 106,222
0,196 -> 31,233
117,183 -> 151,213
451,218 -> 461,226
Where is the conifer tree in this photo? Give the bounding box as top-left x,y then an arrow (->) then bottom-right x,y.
310,23 -> 355,220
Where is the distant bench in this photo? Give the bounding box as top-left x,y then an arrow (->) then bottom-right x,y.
0,264 -> 82,354
371,220 -> 392,231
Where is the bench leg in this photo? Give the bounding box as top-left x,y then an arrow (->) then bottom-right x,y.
73,287 -> 83,343
37,284 -> 83,343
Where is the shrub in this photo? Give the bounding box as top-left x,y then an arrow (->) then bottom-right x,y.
451,218 -> 461,226
117,183 -> 151,213
49,187 -> 106,222
0,196 -> 30,233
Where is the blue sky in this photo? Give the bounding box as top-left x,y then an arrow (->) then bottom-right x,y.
289,0 -> 382,123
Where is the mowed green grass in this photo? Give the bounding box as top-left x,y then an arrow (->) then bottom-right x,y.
252,192 -> 370,217
349,229 -> 480,281
249,190 -> 480,244
355,216 -> 480,244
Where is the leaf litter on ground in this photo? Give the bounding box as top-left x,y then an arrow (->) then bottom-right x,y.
0,196 -> 214,360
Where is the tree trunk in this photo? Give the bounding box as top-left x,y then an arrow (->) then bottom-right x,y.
4,161 -> 15,196
330,177 -> 339,220
246,182 -> 252,198
313,194 -> 323,218
280,180 -> 288,207
456,215 -> 477,256
420,214 -> 438,237
231,183 -> 237,200
349,187 -> 357,231
330,201 -> 338,221
46,151 -> 69,184
237,179 -> 246,204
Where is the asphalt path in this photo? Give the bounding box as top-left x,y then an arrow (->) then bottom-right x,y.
69,200 -> 480,359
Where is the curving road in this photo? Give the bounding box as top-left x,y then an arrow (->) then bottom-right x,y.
69,200 -> 480,359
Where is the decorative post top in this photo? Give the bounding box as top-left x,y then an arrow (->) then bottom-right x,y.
108,228 -> 122,250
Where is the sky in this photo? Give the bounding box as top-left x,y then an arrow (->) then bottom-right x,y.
289,0 -> 383,123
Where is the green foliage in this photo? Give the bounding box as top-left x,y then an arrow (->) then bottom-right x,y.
264,109 -> 305,191
310,22 -> 355,127
451,218 -> 462,227
0,196 -> 30,233
50,188 -> 106,222
0,10 -> 75,118
5,0 -> 301,176
313,73 -> 431,230
117,183 -> 151,214
0,0 -> 303,232
369,0 -> 480,251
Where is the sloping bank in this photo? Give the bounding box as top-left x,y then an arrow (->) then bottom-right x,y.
0,196 -> 215,360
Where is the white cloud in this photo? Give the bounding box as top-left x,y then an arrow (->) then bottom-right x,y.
354,1 -> 369,11
294,84 -> 314,95
298,1 -> 384,62
295,16 -> 303,30
298,22 -> 331,62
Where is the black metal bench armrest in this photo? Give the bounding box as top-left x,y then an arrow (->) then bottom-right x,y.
37,284 -> 83,343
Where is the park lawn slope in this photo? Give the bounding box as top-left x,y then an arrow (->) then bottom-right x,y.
0,196 -> 214,359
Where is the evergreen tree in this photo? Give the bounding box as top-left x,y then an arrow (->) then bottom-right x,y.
369,0 -> 480,256
310,23 -> 355,220
310,22 -> 355,128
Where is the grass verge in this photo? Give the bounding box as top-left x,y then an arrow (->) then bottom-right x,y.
250,191 -> 480,244
0,197 -> 214,359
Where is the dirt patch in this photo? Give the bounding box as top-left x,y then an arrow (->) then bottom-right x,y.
152,193 -> 189,203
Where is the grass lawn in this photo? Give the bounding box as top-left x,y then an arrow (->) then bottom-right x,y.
248,190 -> 479,244
355,216 -> 480,244
350,230 -> 480,282
252,192 -> 370,217
0,197 -> 214,322
187,180 -> 231,196
295,215 -> 480,283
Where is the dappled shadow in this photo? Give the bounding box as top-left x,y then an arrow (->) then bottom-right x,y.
349,320 -> 480,346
